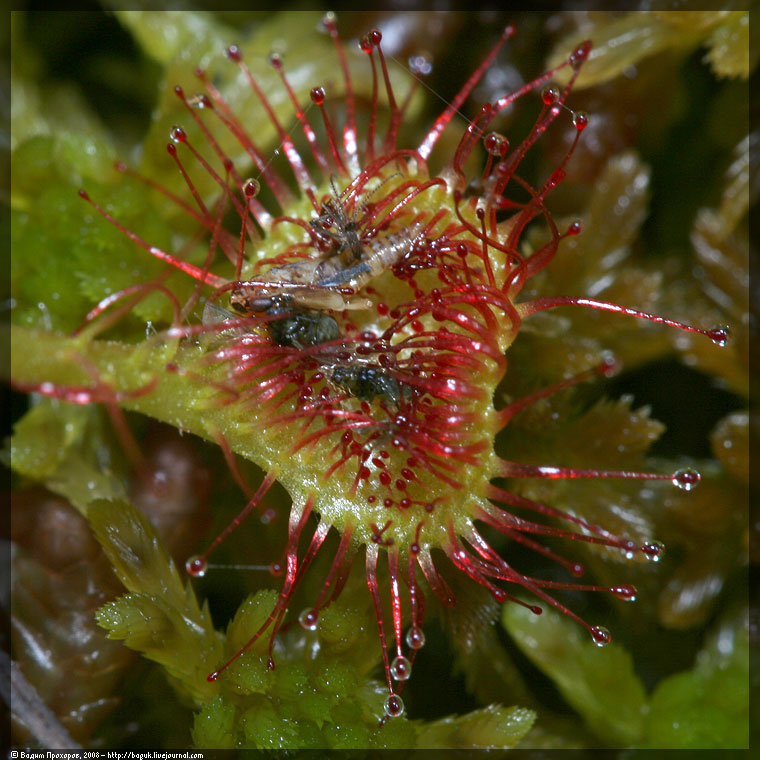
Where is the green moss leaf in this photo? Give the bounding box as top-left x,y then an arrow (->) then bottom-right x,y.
415,704 -> 536,749
710,411 -> 748,482
223,589 -> 279,664
114,11 -> 234,67
96,592 -> 221,703
72,177 -> 197,327
541,151 -> 651,293
502,602 -> 647,746
90,498 -> 223,702
10,133 -> 191,332
705,12 -> 752,79
11,136 -> 117,332
191,695 -> 237,749
7,398 -> 127,511
11,31 -> 114,155
547,13 -> 709,89
643,605 -> 749,748
653,464 -> 746,629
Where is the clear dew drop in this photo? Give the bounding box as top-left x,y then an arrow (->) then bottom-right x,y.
672,467 -> 700,491
185,555 -> 207,578
298,608 -> 318,631
590,625 -> 611,647
384,693 -> 405,718
642,540 -> 666,562
390,655 -> 412,681
405,625 -> 426,650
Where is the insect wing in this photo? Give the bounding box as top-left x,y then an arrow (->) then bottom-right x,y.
201,301 -> 250,345
284,286 -> 354,312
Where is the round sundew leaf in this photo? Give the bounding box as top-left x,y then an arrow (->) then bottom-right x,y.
501,601 -> 647,747
9,10 -> 748,750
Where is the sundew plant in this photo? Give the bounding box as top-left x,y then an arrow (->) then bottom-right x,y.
8,9 -> 751,751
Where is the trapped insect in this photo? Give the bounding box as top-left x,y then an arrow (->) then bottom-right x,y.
228,217 -> 425,318
330,364 -> 408,405
203,299 -> 340,349
310,173 -> 404,261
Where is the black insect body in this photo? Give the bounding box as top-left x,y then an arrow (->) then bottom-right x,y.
215,296 -> 339,349
331,365 -> 405,405
267,306 -> 341,349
